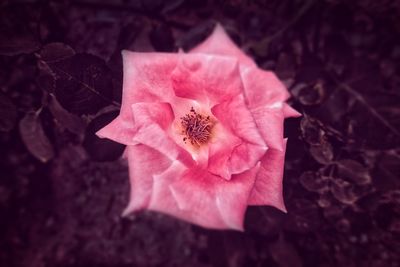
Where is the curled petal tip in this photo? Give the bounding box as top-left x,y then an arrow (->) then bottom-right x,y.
95,127 -> 108,139
283,103 -> 302,118
95,129 -> 104,139
121,206 -> 132,217
229,223 -> 245,232
121,49 -> 129,57
276,201 -> 288,213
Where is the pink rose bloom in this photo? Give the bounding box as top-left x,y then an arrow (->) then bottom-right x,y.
97,24 -> 300,231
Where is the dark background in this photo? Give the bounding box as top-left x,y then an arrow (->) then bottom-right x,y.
1,0 -> 400,266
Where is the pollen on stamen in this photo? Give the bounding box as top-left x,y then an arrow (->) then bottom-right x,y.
180,107 -> 214,146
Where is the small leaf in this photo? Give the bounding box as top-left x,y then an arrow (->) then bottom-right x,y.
83,111 -> 125,161
0,92 -> 17,131
39,42 -> 75,62
46,53 -> 115,115
19,111 -> 55,163
299,171 -> 329,192
297,81 -> 325,106
335,159 -> 371,185
330,178 -> 358,205
300,116 -> 325,145
309,141 -> 334,165
47,94 -> 85,135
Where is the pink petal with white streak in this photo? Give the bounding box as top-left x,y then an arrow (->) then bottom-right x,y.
166,165 -> 259,231
122,145 -> 172,215
248,139 -> 288,212
96,51 -> 179,144
148,161 -> 229,229
171,53 -> 243,106
250,106 -> 285,151
120,51 -> 178,105
240,66 -> 290,109
96,116 -> 137,145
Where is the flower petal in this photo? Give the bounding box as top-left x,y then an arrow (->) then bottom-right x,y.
147,161 -> 188,217
122,145 -> 172,215
132,102 -> 174,130
248,139 -> 288,212
96,116 -> 137,145
283,103 -> 302,118
215,165 -> 260,230
171,53 -> 243,105
168,165 -> 260,230
120,51 -> 178,105
148,161 -> 225,229
240,66 -> 290,109
250,106 -> 285,151
190,23 -> 255,67
97,51 -> 179,144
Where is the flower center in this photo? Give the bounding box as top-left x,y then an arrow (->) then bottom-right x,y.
180,107 -> 213,146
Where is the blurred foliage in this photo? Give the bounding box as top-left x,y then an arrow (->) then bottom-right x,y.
0,0 -> 400,266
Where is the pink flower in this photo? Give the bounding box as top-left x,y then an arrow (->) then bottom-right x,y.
97,24 -> 300,231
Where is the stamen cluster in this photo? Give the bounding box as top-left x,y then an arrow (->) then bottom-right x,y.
181,107 -> 213,146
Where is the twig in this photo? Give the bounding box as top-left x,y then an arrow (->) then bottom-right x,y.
246,0 -> 316,51
337,82 -> 400,137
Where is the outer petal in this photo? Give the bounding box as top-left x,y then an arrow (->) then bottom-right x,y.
148,161 -> 189,218
120,51 -> 178,105
283,103 -> 302,118
96,116 -> 137,145
122,145 -> 172,215
248,139 -> 288,212
190,23 -> 256,67
240,66 -> 290,109
250,106 -> 285,151
171,53 -> 243,106
97,51 -> 178,144
167,165 -> 260,231
131,102 -> 194,167
147,161 -> 241,230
